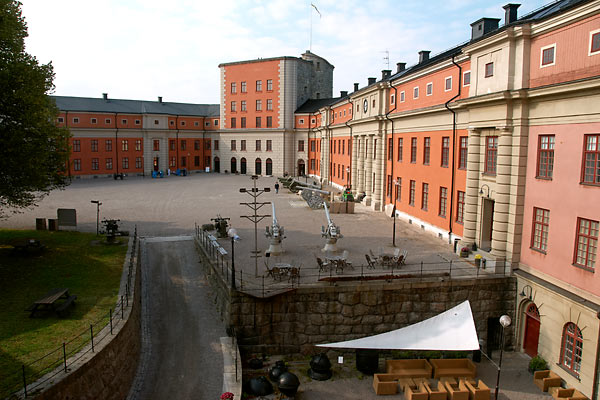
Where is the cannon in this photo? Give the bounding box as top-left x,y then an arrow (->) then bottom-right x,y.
321,202 -> 343,252
210,215 -> 230,238
265,203 -> 285,255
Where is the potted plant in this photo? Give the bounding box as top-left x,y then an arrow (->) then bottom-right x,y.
528,355 -> 548,374
474,254 -> 483,267
220,392 -> 234,400
460,247 -> 470,258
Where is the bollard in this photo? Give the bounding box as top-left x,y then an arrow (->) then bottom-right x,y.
449,260 -> 453,278
240,270 -> 243,289
420,261 -> 423,276
22,365 -> 27,398
90,324 -> 94,352
262,276 -> 265,297
63,342 -> 67,372
121,296 -> 124,319
110,309 -> 113,334
126,291 -> 129,307
361,264 -> 364,279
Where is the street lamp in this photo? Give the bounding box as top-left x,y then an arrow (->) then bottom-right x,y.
392,179 -> 400,247
495,314 -> 512,400
91,200 -> 102,236
228,228 -> 241,290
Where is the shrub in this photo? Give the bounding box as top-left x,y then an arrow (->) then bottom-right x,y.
529,355 -> 548,372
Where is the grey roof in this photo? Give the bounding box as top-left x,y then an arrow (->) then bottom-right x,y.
295,97 -> 343,113
51,96 -> 220,117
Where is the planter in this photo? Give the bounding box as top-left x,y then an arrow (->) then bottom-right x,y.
460,251 -> 469,258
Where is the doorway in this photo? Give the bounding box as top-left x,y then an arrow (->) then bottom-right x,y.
266,158 -> 272,176
298,159 -> 305,176
240,158 -> 247,174
153,157 -> 159,172
214,157 -> 220,173
255,158 -> 262,175
230,157 -> 237,173
523,303 -> 540,357
480,198 -> 494,252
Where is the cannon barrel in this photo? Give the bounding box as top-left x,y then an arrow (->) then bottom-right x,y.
323,203 -> 333,226
272,202 -> 277,226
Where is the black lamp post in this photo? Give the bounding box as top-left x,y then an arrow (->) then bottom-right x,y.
91,200 -> 102,235
392,179 -> 399,247
495,315 -> 512,400
228,228 -> 240,290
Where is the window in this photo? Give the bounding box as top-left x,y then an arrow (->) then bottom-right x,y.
195,139 -> 202,150
194,121 -> 199,127
485,62 -> 494,78
73,159 -> 81,171
73,139 -> 80,152
537,135 -> 555,179
426,82 -> 433,96
194,156 -> 200,167
57,117 -> 64,123
311,118 -> 316,124
214,140 -> 219,150
395,177 -> 401,201
135,119 -> 141,125
267,140 -> 272,151
231,140 -> 236,151
256,80 -> 262,91
241,117 -> 246,128
388,138 -> 393,160
298,140 -> 305,152
256,99 -> 262,111
135,139 -> 142,151
267,79 -> 273,91
181,140 -> 186,150
439,187 -> 447,217
241,81 -> 246,92
91,118 -> 97,124
463,71 -> 471,86
413,87 -> 419,99
409,180 -> 416,206
456,191 -> 465,223
136,157 -> 142,168
105,139 -> 112,151
575,217 -> 598,269
214,119 -> 218,126
180,157 -> 186,167
122,157 -> 129,169
256,140 -> 261,151
266,116 -> 272,127
423,137 -> 430,165
422,183 -> 429,210
411,138 -> 417,163
170,140 -> 176,151
241,101 -> 246,111
590,30 -> 600,55
72,117 -> 79,124
397,138 -> 403,162
91,140 -> 98,152
267,99 -> 272,111
560,323 -> 583,376
154,120 -> 159,125
91,158 -> 99,170
231,101 -> 237,112
373,139 -> 377,159
106,158 -> 113,170
241,140 -> 246,151
387,175 -> 392,197
400,91 -> 405,102
122,140 -> 128,151
531,207 -> 550,252
541,44 -> 556,67
311,159 -> 316,170
204,140 -> 211,150
256,117 -> 261,128
153,140 -> 160,151
310,140 -> 315,152
445,77 -> 452,91
459,137 -> 468,169
170,156 -> 176,168
205,121 -> 210,127
122,119 -> 127,125
485,136 -> 498,174
582,134 -> 600,184
231,82 -> 237,93
231,118 -> 236,128
105,118 -> 111,124
441,137 -> 450,167
390,93 -> 395,105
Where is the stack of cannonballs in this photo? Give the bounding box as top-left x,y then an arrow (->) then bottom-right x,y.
269,360 -> 300,397
308,353 -> 332,381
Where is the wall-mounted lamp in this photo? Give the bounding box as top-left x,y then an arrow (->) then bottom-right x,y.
520,285 -> 533,300
479,184 -> 490,197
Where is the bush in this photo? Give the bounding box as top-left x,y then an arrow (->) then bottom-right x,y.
529,355 -> 548,372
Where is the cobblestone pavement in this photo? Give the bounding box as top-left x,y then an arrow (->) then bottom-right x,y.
128,237 -> 226,400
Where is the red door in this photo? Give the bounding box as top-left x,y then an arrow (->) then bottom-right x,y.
523,303 -> 540,357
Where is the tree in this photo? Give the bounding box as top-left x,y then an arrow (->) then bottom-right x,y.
0,0 -> 70,217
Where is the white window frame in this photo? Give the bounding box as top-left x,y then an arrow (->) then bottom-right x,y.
135,119 -> 141,125
463,70 -> 471,86
73,117 -> 79,124
57,117 -> 64,123
91,118 -> 97,124
105,118 -> 111,124
390,93 -> 395,105
540,43 -> 556,68
413,87 -> 419,99
400,91 -> 405,102
589,29 -> 600,56
299,118 -> 304,124
426,82 -> 433,96
122,119 -> 127,125
445,76 -> 452,92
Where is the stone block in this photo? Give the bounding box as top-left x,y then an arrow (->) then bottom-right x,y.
362,315 -> 383,325
361,291 -> 379,306
339,292 -> 361,305
309,313 -> 323,325
335,325 -> 352,335
309,301 -> 328,314
327,301 -> 342,313
341,305 -> 354,317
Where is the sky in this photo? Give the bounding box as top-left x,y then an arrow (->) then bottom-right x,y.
21,0 -> 548,105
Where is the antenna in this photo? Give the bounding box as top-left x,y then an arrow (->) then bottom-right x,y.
382,50 -> 390,69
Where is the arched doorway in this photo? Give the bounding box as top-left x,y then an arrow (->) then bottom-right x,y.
297,159 -> 305,176
266,158 -> 273,176
214,157 -> 220,173
230,157 -> 237,173
255,158 -> 262,175
240,157 -> 247,174
523,303 -> 541,357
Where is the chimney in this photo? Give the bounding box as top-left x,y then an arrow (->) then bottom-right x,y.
471,18 -> 501,40
418,51 -> 430,63
340,90 -> 348,97
503,3 -> 520,25
368,77 -> 376,85
102,93 -> 108,101
354,83 -> 359,92
158,96 -> 163,103
396,62 -> 406,73
381,70 -> 391,80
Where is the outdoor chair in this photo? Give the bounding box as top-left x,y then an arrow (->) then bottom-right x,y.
534,370 -> 562,392
316,257 -> 329,272
365,254 -> 376,269
393,247 -> 401,258
266,266 -> 282,281
288,267 -> 300,284
401,249 -> 408,265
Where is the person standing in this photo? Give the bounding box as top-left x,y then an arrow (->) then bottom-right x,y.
274,182 -> 279,194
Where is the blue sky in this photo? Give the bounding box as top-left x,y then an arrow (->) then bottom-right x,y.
22,0 -> 548,104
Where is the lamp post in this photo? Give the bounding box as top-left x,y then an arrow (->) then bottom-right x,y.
392,179 -> 399,247
228,228 -> 240,290
91,200 -> 102,236
239,175 -> 271,277
495,315 -> 512,400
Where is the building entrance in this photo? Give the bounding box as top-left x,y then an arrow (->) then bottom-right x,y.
480,198 -> 494,252
523,303 -> 540,357
153,157 -> 159,172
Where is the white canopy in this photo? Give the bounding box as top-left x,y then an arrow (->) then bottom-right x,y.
316,300 -> 480,351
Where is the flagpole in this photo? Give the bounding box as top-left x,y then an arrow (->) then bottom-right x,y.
309,2 -> 313,51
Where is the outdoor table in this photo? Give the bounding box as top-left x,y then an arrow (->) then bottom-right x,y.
28,288 -> 70,317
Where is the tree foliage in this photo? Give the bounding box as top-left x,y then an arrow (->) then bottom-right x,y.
0,0 -> 70,217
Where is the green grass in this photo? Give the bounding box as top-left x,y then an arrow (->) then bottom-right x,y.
0,229 -> 127,397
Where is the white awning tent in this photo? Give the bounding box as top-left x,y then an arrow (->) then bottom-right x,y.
316,300 -> 480,351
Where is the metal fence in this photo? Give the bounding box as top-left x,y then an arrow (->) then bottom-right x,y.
2,227 -> 139,399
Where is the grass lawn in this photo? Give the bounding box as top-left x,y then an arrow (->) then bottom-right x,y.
0,229 -> 128,397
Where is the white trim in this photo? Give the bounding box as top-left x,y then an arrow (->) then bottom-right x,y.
540,43 -> 556,68
463,70 -> 471,86
426,82 -> 433,96
444,76 -> 452,92
400,90 -> 405,103
413,86 -> 419,99
589,29 -> 600,56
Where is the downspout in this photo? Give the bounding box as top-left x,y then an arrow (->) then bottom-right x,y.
344,98 -> 354,189
592,311 -> 600,400
444,55 -> 462,245
65,111 -> 71,179
308,112 -> 313,178
384,83 -> 398,245
176,116 -> 179,171
327,107 -> 332,185
201,117 -> 205,172
115,113 -> 119,176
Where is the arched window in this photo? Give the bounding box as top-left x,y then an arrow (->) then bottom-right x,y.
230,157 -> 237,173
560,322 -> 583,375
266,158 -> 273,176
255,158 -> 262,175
240,157 -> 247,174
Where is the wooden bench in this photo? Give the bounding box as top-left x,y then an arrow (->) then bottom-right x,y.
464,379 -> 490,400
56,295 -> 77,317
552,388 -> 589,400
423,379 -> 448,400
534,370 -> 562,392
373,374 -> 399,395
403,379 -> 429,400
386,359 -> 433,378
430,358 -> 476,379
444,380 -> 470,400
